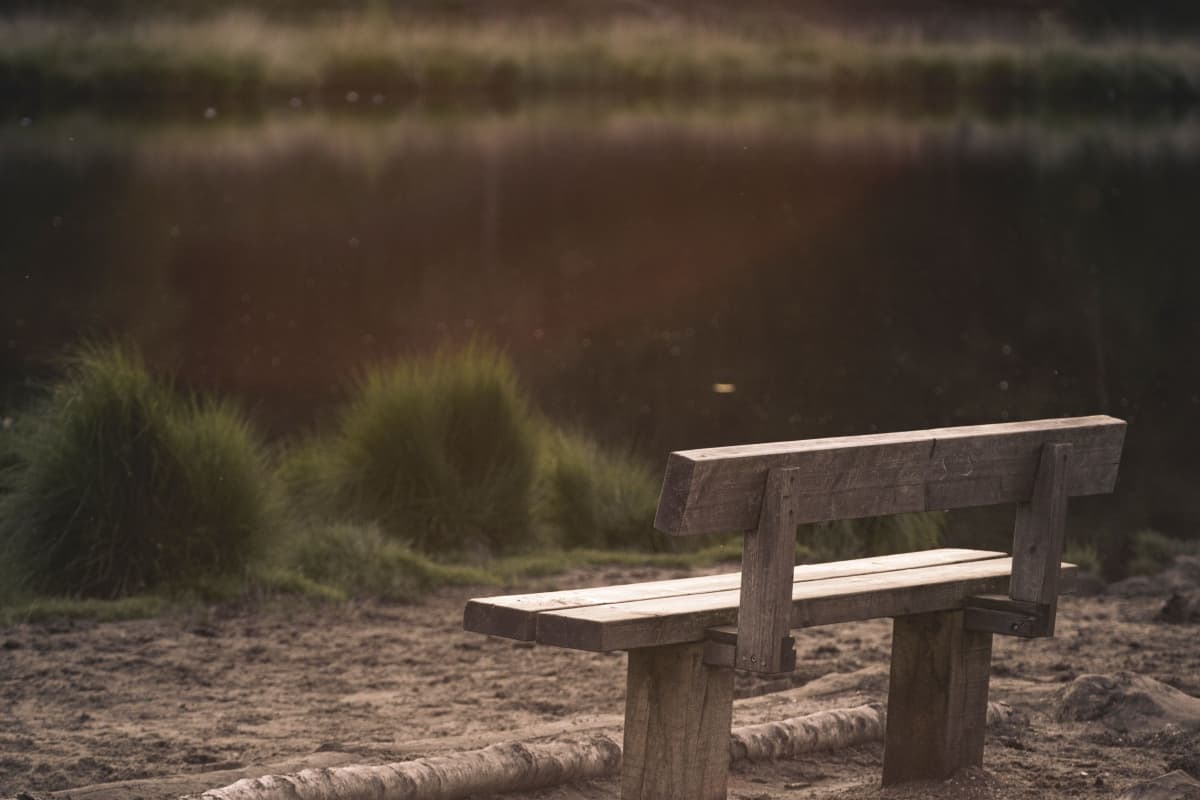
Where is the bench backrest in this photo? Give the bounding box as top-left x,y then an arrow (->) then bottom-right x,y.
655,415 -> 1126,536
653,415 -> 1126,672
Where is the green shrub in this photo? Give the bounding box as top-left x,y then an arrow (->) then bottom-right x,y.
534,428 -> 660,551
316,342 -> 539,555
0,344 -> 279,597
796,511 -> 945,563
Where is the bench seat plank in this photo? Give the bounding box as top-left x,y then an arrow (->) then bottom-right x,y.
535,557 -> 1076,652
464,548 -> 1006,641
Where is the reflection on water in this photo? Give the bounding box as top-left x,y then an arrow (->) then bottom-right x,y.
2,104 -> 1199,561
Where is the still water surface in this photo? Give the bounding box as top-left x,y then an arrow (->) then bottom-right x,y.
2,105 -> 1198,561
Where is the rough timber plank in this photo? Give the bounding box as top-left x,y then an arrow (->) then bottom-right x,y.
622,642 -> 734,800
737,467 -> 802,673
654,416 -> 1125,536
535,557 -> 1076,652
464,548 -> 1005,641
883,610 -> 993,784
1010,442 -> 1071,636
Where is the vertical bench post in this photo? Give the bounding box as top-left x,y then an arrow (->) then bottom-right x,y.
887,441 -> 1073,784
1010,442 -> 1071,635
621,642 -> 734,800
882,610 -> 994,785
737,467 -> 799,673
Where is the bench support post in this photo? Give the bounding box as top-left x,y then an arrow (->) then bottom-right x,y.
882,610 -> 993,785
622,642 -> 734,800
737,467 -> 799,673
1009,441 -> 1071,636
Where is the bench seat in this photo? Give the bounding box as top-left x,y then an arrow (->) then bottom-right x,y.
464,547 -> 1077,652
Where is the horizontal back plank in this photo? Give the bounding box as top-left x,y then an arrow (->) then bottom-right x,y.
655,416 -> 1125,536
535,557 -> 1077,652
463,548 -> 1004,641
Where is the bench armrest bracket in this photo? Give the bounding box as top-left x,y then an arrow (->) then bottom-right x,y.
703,626 -> 796,673
963,594 -> 1053,638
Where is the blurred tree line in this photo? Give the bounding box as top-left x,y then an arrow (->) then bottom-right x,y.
4,0 -> 1199,31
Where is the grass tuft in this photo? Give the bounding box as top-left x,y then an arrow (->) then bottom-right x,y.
284,342 -> 540,555
0,343 -> 280,598
534,428 -> 661,551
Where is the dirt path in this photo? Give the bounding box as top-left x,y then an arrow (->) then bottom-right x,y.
2,566 -> 1198,800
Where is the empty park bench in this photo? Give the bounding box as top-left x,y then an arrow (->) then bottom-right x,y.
463,416 -> 1126,799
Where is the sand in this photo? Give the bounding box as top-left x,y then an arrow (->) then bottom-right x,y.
2,565 -> 1198,800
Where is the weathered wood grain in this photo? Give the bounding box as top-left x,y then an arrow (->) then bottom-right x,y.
535,557 -> 1076,652
882,610 -> 993,784
655,416 -> 1125,536
463,548 -> 1005,641
621,642 -> 734,800
1009,442 -> 1071,635
737,467 -> 801,673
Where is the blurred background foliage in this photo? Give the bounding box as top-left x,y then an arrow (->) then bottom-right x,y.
0,342 -> 955,606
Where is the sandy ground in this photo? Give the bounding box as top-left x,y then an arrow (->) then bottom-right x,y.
2,565 -> 1199,800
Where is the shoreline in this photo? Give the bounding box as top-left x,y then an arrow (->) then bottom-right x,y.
4,14 -> 1200,112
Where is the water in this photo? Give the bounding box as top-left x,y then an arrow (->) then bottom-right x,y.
3,105 -> 1199,561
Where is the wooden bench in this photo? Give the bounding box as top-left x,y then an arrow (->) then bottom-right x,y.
464,416 -> 1126,798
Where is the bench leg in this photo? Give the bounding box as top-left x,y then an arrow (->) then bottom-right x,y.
622,641 -> 734,800
882,610 -> 993,785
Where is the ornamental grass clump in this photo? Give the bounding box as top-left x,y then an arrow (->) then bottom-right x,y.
323,342 -> 540,555
535,428 -> 660,551
0,344 -> 279,598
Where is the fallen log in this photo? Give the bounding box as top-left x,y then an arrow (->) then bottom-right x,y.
188,701 -> 1017,800
730,703 -> 885,761
188,737 -> 621,800
731,701 -> 1015,761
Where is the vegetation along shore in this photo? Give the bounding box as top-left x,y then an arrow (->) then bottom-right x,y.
3,11 -> 1200,111
0,342 -> 1189,622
